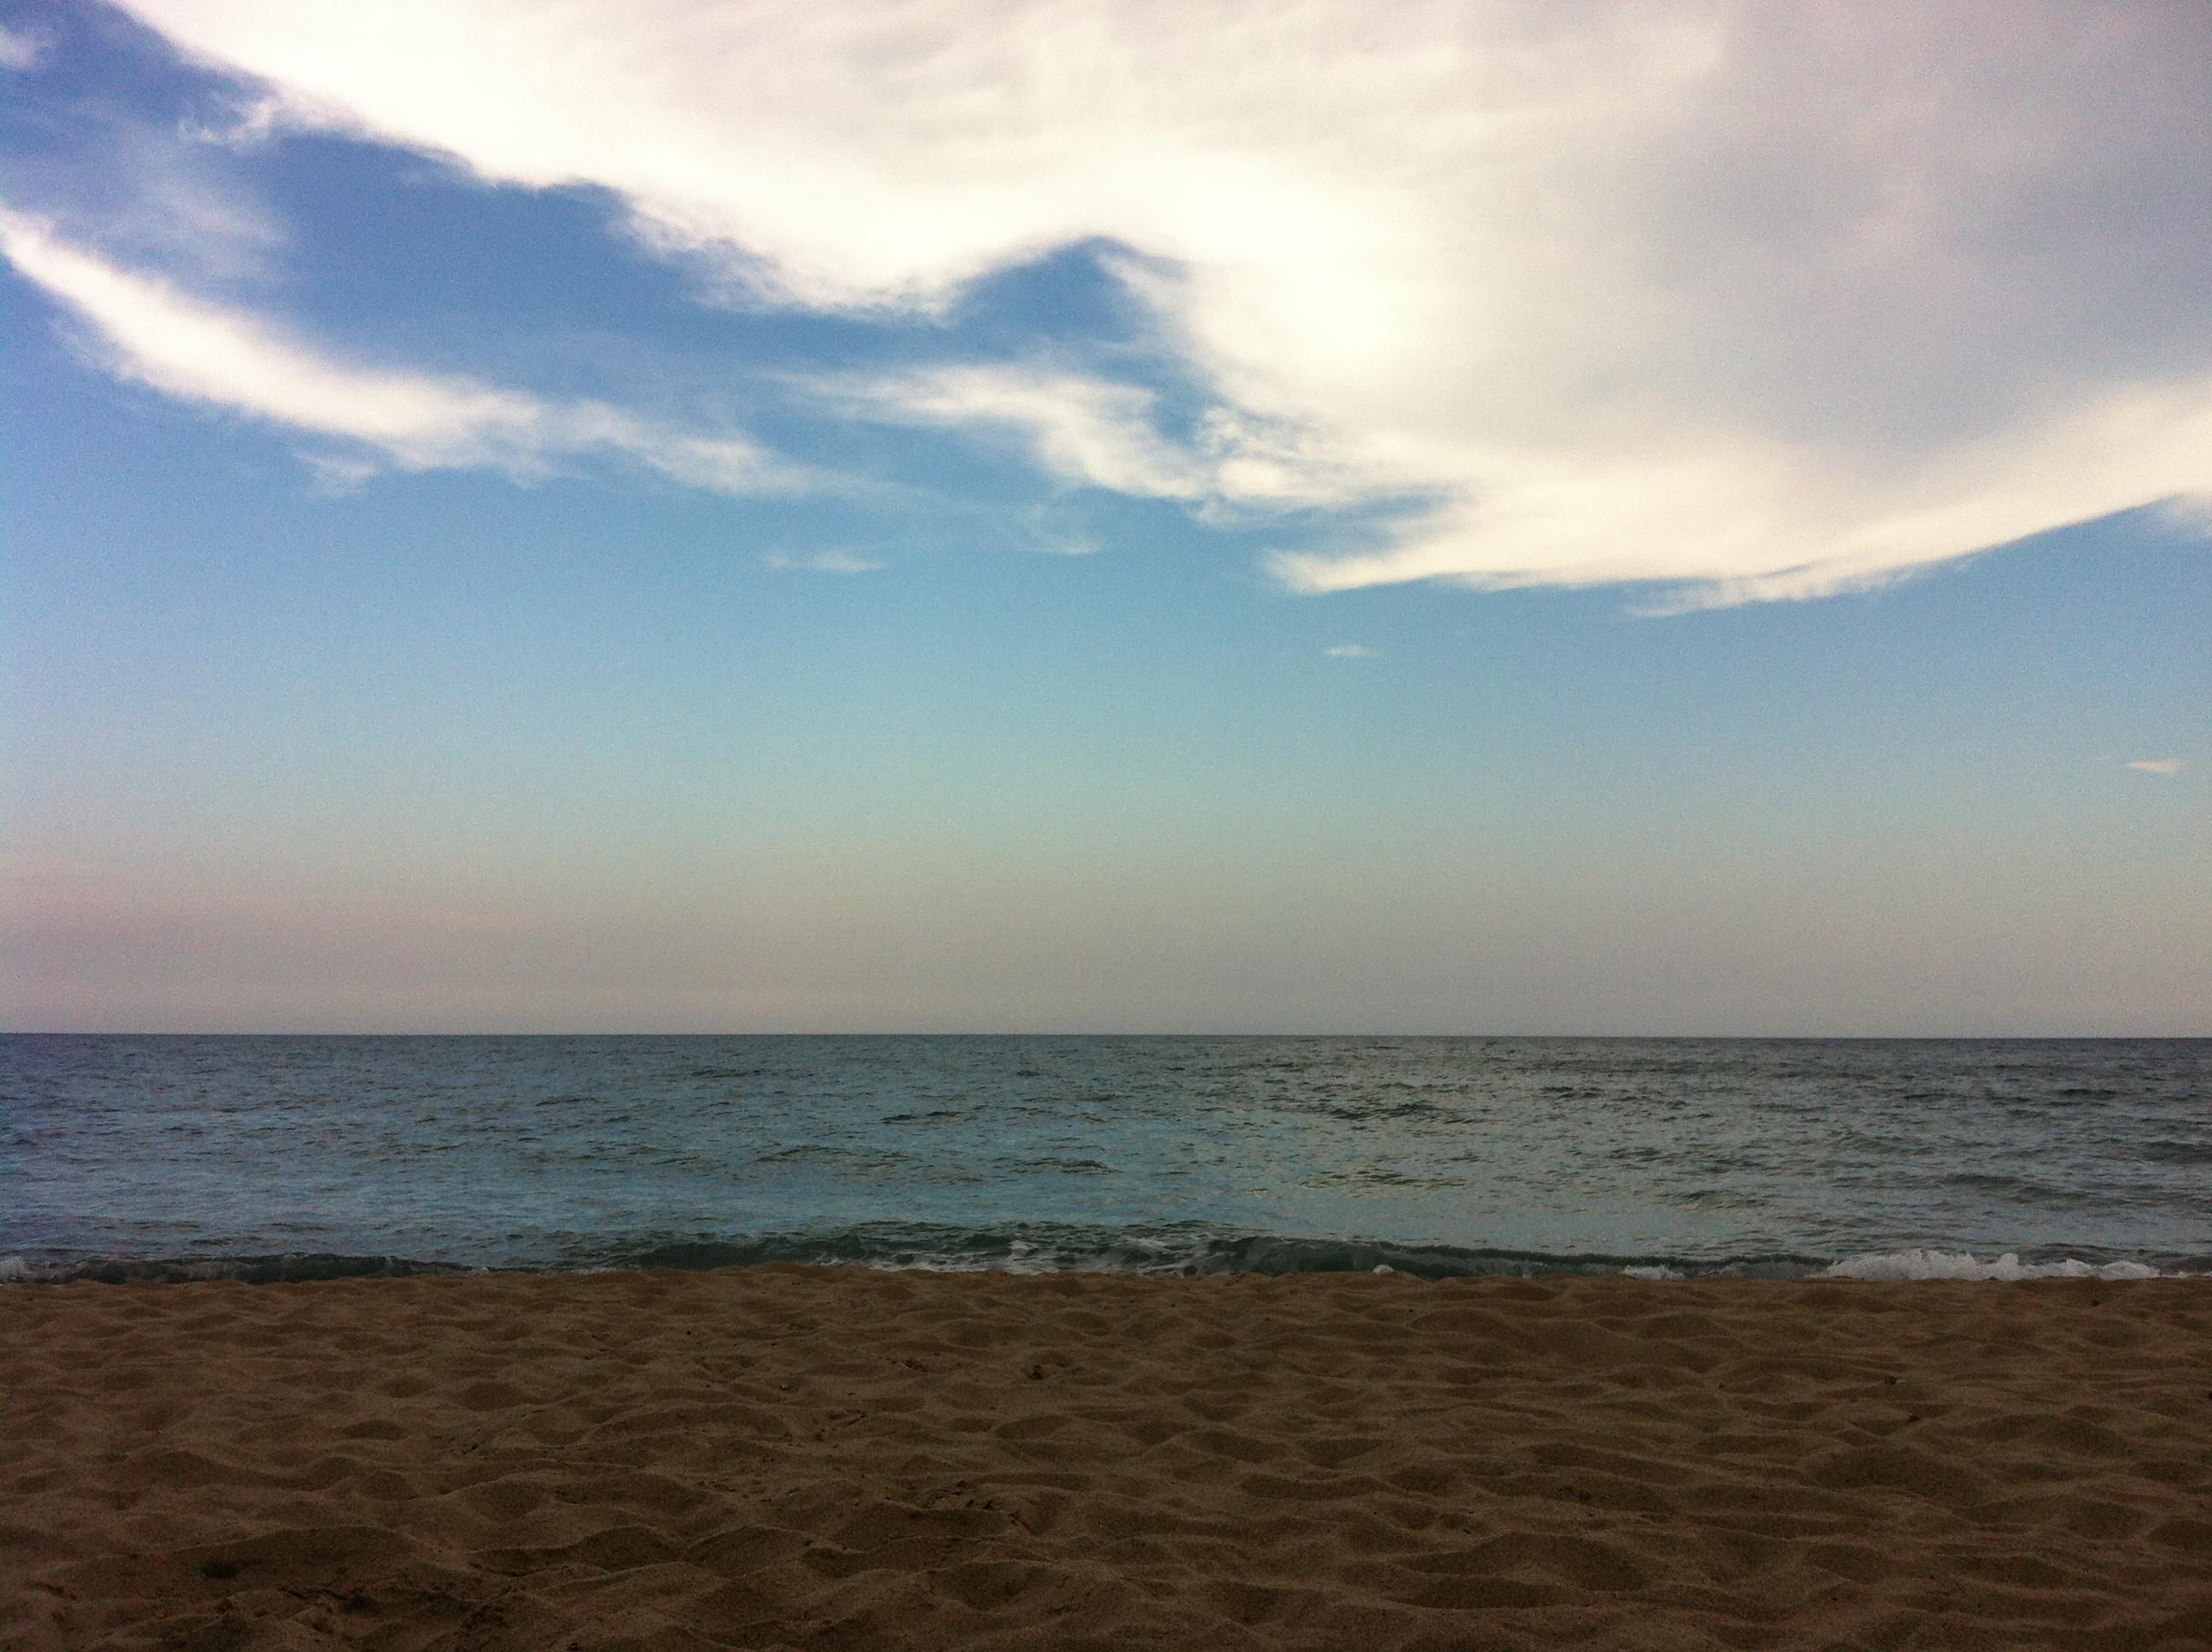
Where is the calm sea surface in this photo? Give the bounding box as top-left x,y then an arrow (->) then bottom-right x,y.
3,1036 -> 2205,1282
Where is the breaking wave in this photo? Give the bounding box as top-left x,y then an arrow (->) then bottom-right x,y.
4,1228 -> 2197,1286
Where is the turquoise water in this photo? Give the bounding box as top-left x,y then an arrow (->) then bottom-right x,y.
3,1036 -> 2205,1280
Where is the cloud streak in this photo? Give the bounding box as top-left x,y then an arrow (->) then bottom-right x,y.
846,364 -> 1370,514
762,550 -> 886,575
0,206 -> 806,497
67,2 -> 2212,599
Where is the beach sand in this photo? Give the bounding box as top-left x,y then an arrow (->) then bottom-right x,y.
4,1269 -> 2208,1650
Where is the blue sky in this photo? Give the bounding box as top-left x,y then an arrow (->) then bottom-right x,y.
3,0 -> 2205,1032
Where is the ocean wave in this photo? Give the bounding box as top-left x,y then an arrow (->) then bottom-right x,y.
3,1230 -> 2197,1286
1819,1248 -> 2168,1282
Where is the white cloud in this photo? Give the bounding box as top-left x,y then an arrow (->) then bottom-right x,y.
1271,374 -> 2212,602
762,550 -> 886,574
181,96 -> 288,151
299,451 -> 380,494
1029,526 -> 1099,558
2126,759 -> 2183,777
0,21 -> 50,71
78,2 -> 2212,599
853,365 -> 1206,501
0,206 -> 806,496
3,102 -> 294,288
1324,644 -> 1372,659
845,364 -> 1376,519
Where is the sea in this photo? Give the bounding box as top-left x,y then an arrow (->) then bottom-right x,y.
3,1035 -> 2206,1284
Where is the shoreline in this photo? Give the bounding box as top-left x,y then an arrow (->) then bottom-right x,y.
7,1268 -> 2209,1649
4,1240 -> 2192,1288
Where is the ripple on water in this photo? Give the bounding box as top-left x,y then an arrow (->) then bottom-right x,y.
2,1035 -> 2204,1277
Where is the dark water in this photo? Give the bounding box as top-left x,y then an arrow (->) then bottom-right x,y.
3,1036 -> 2205,1282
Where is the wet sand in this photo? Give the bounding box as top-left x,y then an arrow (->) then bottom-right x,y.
4,1268 -> 2209,1650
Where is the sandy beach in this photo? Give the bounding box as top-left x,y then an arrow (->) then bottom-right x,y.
4,1269 -> 2208,1651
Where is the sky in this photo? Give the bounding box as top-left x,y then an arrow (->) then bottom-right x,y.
2,0 -> 2205,1033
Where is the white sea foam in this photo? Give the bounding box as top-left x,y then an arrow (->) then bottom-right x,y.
1620,1265 -> 1685,1281
1820,1249 -> 2165,1283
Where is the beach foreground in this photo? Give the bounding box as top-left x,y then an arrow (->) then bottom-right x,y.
4,1270 -> 2208,1651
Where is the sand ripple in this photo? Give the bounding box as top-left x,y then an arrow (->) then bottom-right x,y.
4,1270 -> 2209,1649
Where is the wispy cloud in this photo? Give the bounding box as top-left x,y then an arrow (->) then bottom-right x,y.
0,206 -> 810,497
852,365 -> 1208,502
1269,375 -> 2212,603
842,364 -> 1377,526
1324,644 -> 1372,658
0,21 -> 50,72
761,550 -> 886,574
2126,759 -> 2183,777
1017,504 -> 1102,558
69,2 -> 2212,600
1029,526 -> 1100,558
